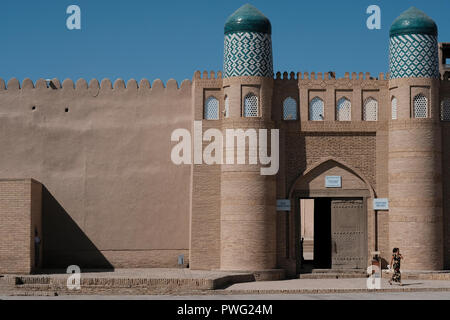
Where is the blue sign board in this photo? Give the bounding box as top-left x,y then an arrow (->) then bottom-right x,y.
276,199 -> 291,211
373,198 -> 389,210
325,176 -> 342,188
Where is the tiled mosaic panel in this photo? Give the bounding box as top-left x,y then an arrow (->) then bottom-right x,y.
391,97 -> 398,120
413,94 -> 428,118
283,97 -> 297,120
224,32 -> 273,78
363,98 -> 378,121
244,93 -> 259,117
442,99 -> 450,121
389,34 -> 439,79
336,98 -> 351,121
204,96 -> 219,120
309,97 -> 324,121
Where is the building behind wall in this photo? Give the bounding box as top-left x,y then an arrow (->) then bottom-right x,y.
0,4 -> 449,274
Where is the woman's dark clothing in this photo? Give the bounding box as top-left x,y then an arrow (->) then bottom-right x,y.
391,254 -> 402,283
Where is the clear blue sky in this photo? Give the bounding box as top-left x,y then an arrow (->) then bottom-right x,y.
1,0 -> 449,83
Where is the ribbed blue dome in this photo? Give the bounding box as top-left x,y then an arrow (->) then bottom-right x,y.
224,4 -> 271,35
390,7 -> 437,37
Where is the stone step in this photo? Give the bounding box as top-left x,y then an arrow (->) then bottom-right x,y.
299,273 -> 368,279
311,269 -> 366,274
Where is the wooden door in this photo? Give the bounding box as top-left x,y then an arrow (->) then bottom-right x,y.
331,199 -> 366,269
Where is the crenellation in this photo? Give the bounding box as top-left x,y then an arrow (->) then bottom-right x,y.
35,79 -> 47,89
166,79 -> 178,91
100,78 -> 113,90
114,79 -> 126,90
180,79 -> 192,91
7,78 -> 20,90
0,77 -> 193,93
89,78 -> 100,91
152,79 -> 165,89
140,79 -> 151,89
193,70 -> 201,79
126,79 -> 138,90
22,78 -> 34,90
62,79 -> 74,90
75,78 -> 88,90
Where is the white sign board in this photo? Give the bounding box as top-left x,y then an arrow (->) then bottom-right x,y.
325,176 -> 342,188
276,199 -> 291,211
373,198 -> 389,210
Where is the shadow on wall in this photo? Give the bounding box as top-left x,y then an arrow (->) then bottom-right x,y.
42,187 -> 114,271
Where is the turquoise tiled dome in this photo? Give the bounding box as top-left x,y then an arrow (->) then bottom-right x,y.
224,4 -> 271,35
390,7 -> 437,37
389,7 -> 439,79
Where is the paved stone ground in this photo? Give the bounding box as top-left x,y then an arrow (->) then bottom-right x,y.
226,278 -> 450,292
2,291 -> 450,300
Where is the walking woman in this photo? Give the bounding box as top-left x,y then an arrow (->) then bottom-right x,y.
389,248 -> 403,286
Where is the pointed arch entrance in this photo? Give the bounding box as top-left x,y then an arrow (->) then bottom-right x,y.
287,158 -> 375,273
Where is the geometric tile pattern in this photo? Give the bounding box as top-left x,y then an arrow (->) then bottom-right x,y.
204,96 -> 219,120
442,99 -> 450,121
244,93 -> 259,117
413,94 -> 428,118
389,34 -> 439,79
309,97 -> 324,121
391,97 -> 398,120
336,97 -> 351,121
283,97 -> 297,120
363,97 -> 378,121
224,32 -> 273,78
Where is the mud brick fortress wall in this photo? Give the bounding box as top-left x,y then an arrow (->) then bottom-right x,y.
1,5 -> 450,273
0,79 -> 193,270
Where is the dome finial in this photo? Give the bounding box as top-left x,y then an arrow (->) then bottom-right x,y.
390,7 -> 437,36
224,3 -> 271,35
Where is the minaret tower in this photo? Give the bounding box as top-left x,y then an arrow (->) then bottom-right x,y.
388,7 -> 443,269
220,4 -> 277,271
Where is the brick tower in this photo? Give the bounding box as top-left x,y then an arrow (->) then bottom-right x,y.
388,7 -> 443,270
220,4 -> 277,271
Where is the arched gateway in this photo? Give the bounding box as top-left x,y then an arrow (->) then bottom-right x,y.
288,158 -> 376,273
